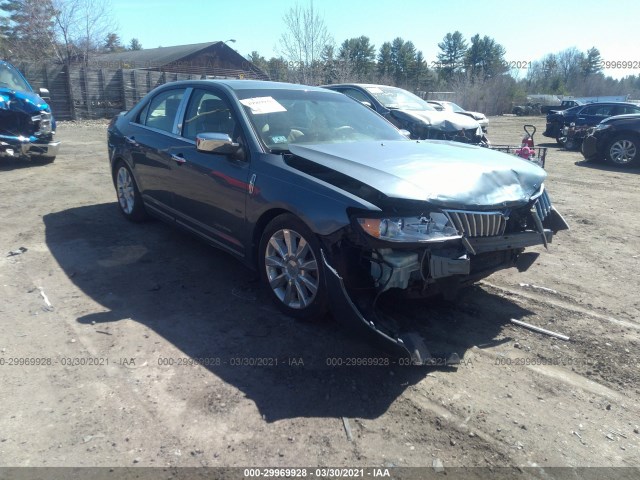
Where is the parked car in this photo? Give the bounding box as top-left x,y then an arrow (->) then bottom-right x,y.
322,83 -> 487,145
581,113 -> 640,167
427,100 -> 489,132
543,102 -> 640,145
512,102 -> 542,116
0,60 -> 59,162
547,99 -> 584,114
108,80 -> 568,363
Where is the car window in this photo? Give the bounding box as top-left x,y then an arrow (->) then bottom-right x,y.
448,103 -> 465,113
182,89 -> 237,141
613,105 -> 640,115
143,89 -> 185,133
364,85 -> 435,111
340,88 -> 371,105
235,89 -> 406,151
0,63 -> 32,92
580,105 -> 614,117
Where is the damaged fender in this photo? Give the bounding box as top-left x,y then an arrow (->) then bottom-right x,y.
321,250 -> 460,366
0,61 -> 60,160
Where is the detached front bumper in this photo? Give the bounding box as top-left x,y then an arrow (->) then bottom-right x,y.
581,134 -> 600,159
0,134 -> 60,159
320,204 -> 569,364
543,122 -> 561,138
321,250 -> 461,365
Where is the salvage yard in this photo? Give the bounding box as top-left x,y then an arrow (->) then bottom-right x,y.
0,116 -> 639,472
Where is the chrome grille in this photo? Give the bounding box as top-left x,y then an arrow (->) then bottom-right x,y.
534,190 -> 552,221
443,210 -> 507,238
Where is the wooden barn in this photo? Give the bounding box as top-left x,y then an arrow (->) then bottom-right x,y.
94,41 -> 268,80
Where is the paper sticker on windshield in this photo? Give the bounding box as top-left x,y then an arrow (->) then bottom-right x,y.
239,96 -> 287,114
270,135 -> 288,144
365,87 -> 383,94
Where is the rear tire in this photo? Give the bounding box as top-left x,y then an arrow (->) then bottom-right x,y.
113,161 -> 148,222
605,135 -> 638,167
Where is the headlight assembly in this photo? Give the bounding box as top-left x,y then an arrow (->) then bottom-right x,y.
358,213 -> 460,243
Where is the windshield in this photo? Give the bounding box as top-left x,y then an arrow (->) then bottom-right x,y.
0,63 -> 32,92
235,89 -> 406,151
363,85 -> 435,111
445,102 -> 465,113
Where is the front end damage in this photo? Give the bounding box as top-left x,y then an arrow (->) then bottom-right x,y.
0,100 -> 60,160
285,141 -> 568,364
392,109 -> 487,145
319,189 -> 569,365
0,66 -> 60,161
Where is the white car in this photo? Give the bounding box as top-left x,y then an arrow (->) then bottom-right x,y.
428,100 -> 489,132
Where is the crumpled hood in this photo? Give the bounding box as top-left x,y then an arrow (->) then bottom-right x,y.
289,140 -> 546,209
0,88 -> 50,114
392,109 -> 480,131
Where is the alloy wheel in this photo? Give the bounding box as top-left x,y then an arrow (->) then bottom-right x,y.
116,166 -> 136,214
609,139 -> 637,165
264,228 -> 319,309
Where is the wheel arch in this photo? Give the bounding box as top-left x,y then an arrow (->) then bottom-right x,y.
249,208 -> 295,268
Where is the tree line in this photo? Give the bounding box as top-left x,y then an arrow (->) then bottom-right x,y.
2,0 -> 639,116
249,3 -> 640,114
0,0 -> 142,68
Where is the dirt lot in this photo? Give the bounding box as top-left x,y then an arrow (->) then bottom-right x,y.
1,116 -> 639,476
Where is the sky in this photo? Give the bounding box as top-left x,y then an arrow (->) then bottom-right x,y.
110,0 -> 640,81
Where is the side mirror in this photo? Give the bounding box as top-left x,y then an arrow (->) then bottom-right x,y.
399,129 -> 411,138
39,88 -> 51,102
196,133 -> 241,155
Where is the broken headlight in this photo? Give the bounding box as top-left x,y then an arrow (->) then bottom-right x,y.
33,111 -> 52,134
358,213 -> 460,243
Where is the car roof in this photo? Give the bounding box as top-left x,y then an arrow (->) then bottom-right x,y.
580,102 -> 639,107
323,83 -> 398,89
155,79 -> 335,93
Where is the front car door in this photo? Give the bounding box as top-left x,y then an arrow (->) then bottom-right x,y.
169,87 -> 251,257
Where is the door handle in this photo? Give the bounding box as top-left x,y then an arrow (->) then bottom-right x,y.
171,153 -> 186,165
124,136 -> 138,146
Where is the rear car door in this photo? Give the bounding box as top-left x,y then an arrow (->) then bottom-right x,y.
169,87 -> 251,257
128,87 -> 187,218
575,104 -> 615,127
612,105 -> 640,116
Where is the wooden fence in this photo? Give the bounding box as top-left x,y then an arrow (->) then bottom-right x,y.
16,62 -> 254,120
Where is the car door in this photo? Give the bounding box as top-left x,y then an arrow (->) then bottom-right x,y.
128,87 -> 187,218
575,104 -> 615,127
169,87 -> 251,257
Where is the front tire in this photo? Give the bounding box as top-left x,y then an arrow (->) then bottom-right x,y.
113,161 -> 148,222
259,214 -> 328,321
606,135 -> 638,167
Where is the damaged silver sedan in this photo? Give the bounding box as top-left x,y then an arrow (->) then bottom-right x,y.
107,80 -> 568,364
0,60 -> 60,162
